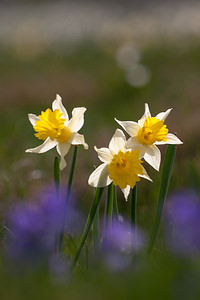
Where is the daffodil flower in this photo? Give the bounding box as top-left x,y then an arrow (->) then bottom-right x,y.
26,94 -> 88,170
115,103 -> 182,171
88,129 -> 151,200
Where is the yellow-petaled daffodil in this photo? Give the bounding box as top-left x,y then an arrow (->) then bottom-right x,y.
115,103 -> 182,171
26,94 -> 88,170
88,129 -> 151,200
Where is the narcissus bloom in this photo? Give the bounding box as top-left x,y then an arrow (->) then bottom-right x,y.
88,129 -> 151,200
115,103 -> 182,171
26,94 -> 88,170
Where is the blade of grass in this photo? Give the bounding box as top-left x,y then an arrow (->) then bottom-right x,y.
147,144 -> 177,255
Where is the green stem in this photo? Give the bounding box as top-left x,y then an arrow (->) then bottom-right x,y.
72,187 -> 104,268
58,146 -> 78,253
147,144 -> 177,255
189,160 -> 200,195
131,184 -> 137,230
66,146 -> 78,202
93,204 -> 100,250
104,183 -> 114,228
54,156 -> 60,196
54,157 -> 61,253
113,186 -> 119,219
85,242 -> 89,270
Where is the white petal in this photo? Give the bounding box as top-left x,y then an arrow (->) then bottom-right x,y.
25,138 -> 57,154
115,118 -> 140,137
71,133 -> 88,149
155,108 -> 172,121
52,94 -> 69,121
154,141 -> 168,145
109,129 -> 126,154
126,137 -> 146,159
144,144 -> 161,171
166,133 -> 183,144
121,185 -> 131,201
94,146 -> 112,163
139,166 -> 152,182
155,133 -> 183,145
88,163 -> 111,187
68,107 -> 86,132
138,103 -> 151,126
28,114 -> 40,126
56,142 -> 71,170
126,136 -> 140,148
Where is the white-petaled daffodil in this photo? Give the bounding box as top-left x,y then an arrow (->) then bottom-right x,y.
115,103 -> 182,171
26,94 -> 88,170
88,129 -> 151,200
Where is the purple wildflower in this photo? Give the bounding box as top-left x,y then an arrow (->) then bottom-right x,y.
65,202 -> 85,236
49,254 -> 69,282
102,219 -> 146,271
40,187 -> 84,236
4,193 -> 65,268
164,189 -> 200,256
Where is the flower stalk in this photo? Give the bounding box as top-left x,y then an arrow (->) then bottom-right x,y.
59,146 -> 78,253
54,156 -> 60,196
131,184 -> 137,230
54,156 -> 61,253
93,205 -> 100,250
66,145 -> 78,202
104,183 -> 114,228
113,186 -> 119,219
72,187 -> 104,268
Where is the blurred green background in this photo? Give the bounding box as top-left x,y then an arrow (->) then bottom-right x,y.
1,1 -> 199,216
0,0 -> 200,298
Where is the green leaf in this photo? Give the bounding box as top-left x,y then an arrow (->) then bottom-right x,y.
147,144 -> 177,255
